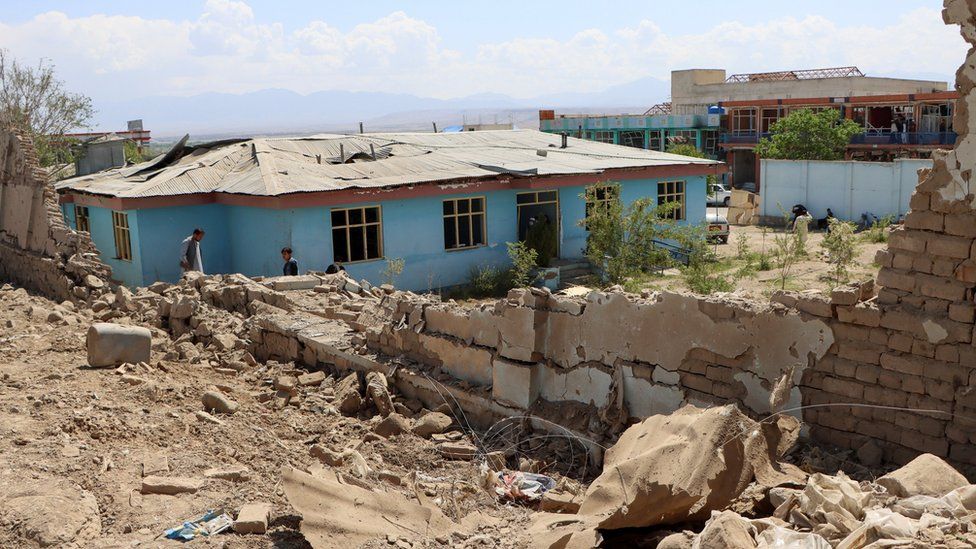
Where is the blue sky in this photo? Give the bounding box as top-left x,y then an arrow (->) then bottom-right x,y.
0,0 -> 965,102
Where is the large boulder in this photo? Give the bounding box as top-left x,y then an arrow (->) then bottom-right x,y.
0,477 -> 101,547
411,412 -> 453,438
575,404 -> 804,530
877,453 -> 968,498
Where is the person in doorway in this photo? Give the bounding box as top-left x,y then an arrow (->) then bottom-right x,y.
890,117 -> 900,144
179,228 -> 205,274
281,247 -> 299,276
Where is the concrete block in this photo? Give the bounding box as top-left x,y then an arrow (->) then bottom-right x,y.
234,502 -> 271,534
141,476 -> 204,495
491,358 -> 537,409
86,323 -> 151,367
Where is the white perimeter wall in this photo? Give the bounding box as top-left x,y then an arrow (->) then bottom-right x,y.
759,159 -> 932,221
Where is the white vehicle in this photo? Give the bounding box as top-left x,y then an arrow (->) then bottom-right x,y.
707,183 -> 732,207
706,212 -> 730,244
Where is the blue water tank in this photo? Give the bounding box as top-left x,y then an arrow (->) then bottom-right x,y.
707,106 -> 724,114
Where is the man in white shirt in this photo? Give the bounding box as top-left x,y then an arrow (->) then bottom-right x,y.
179,228 -> 205,273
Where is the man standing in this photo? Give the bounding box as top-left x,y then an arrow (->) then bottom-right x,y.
180,228 -> 205,274
281,247 -> 299,276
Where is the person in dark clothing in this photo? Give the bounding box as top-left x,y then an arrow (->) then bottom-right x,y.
819,208 -> 836,232
281,247 -> 299,276
325,263 -> 346,274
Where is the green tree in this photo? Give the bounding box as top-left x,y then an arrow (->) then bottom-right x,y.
754,108 -> 861,160
124,140 -> 145,164
0,49 -> 95,167
667,143 -> 718,188
580,182 -> 688,284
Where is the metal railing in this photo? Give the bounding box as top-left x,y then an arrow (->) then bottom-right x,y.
720,131 -> 957,146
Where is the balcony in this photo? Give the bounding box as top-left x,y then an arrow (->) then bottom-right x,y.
849,131 -> 957,146
721,131 -> 958,147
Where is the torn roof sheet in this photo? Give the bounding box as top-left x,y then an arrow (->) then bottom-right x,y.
56,129 -> 721,199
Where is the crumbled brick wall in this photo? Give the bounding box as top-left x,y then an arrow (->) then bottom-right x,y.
0,125 -> 111,302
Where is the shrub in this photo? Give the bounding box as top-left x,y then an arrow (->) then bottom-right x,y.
507,241 -> 538,288
862,215 -> 894,243
467,263 -> 508,297
821,218 -> 859,282
772,207 -> 804,289
381,257 -> 405,286
735,233 -> 751,259
580,182 -> 685,284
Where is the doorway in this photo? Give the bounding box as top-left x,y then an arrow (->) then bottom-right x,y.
516,190 -> 559,259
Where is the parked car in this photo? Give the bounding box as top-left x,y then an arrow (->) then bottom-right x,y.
734,181 -> 757,193
707,183 -> 732,206
706,211 -> 730,243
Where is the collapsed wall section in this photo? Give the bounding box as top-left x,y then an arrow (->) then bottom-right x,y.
0,126 -> 111,302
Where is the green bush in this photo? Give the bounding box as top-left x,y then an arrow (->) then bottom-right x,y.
821,218 -> 859,282
862,215 -> 894,243
465,264 -> 509,298
507,241 -> 538,288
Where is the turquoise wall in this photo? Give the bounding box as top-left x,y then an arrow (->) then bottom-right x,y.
63,175 -> 708,289
62,204 -> 145,286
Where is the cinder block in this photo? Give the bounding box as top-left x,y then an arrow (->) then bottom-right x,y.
491,358 -> 537,409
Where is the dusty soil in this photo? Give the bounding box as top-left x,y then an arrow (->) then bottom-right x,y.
623,223 -> 889,299
0,285 -> 532,548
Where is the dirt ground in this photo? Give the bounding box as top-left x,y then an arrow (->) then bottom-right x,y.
625,222 -> 889,299
0,284 -> 534,548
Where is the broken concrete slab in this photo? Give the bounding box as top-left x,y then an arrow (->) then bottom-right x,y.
282,467 -> 455,547
234,502 -> 272,534
140,476 -> 205,495
877,453 -> 969,498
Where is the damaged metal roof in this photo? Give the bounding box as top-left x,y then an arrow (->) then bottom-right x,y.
56,129 -> 721,199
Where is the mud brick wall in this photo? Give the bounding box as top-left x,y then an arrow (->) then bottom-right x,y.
0,126 -> 111,302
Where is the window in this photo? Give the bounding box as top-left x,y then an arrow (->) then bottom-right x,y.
589,131 -> 614,143
443,197 -> 486,250
75,205 -> 90,233
657,181 -> 685,221
667,130 -> 698,148
584,185 -> 619,229
760,108 -> 781,133
111,211 -> 132,261
618,130 -> 645,149
648,130 -> 664,151
701,130 -> 719,157
331,206 -> 383,263
731,108 -> 757,134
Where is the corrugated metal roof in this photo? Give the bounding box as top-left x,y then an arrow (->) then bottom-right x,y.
56,129 -> 720,199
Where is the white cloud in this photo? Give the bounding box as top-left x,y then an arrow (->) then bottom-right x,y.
0,3 -> 966,103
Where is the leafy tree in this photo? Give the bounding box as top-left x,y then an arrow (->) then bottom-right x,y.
580,182 -> 687,284
124,140 -> 145,164
754,108 -> 861,161
0,49 -> 95,166
667,143 -> 718,188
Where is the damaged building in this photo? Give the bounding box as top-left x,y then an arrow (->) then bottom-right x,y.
54,130 -> 722,289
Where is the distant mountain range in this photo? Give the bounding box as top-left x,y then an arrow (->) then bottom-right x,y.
90,76 -> 672,140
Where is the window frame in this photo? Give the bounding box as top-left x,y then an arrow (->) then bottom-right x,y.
584,185 -> 619,230
111,211 -> 132,261
443,196 -> 487,251
75,205 -> 90,234
589,130 -> 615,144
330,205 -> 384,264
618,130 -> 645,149
656,180 -> 686,221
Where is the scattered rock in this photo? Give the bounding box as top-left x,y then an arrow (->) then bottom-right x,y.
540,490 -> 582,514
335,373 -> 362,415
437,441 -> 477,460
297,371 -> 327,386
205,465 -> 250,482
374,413 -> 411,438
86,323 -> 152,367
46,311 -> 63,323
877,453 -> 968,498
412,412 -> 453,438
657,531 -> 696,549
234,502 -> 271,534
696,511 -> 756,549
140,476 -> 205,495
195,410 -> 225,425
310,444 -> 345,466
201,390 -> 239,414
365,371 -> 394,417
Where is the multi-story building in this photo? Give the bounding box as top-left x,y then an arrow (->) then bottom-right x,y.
538,106 -> 724,159
671,67 -> 957,191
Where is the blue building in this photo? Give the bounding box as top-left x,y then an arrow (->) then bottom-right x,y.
539,108 -> 724,159
55,130 -> 723,290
